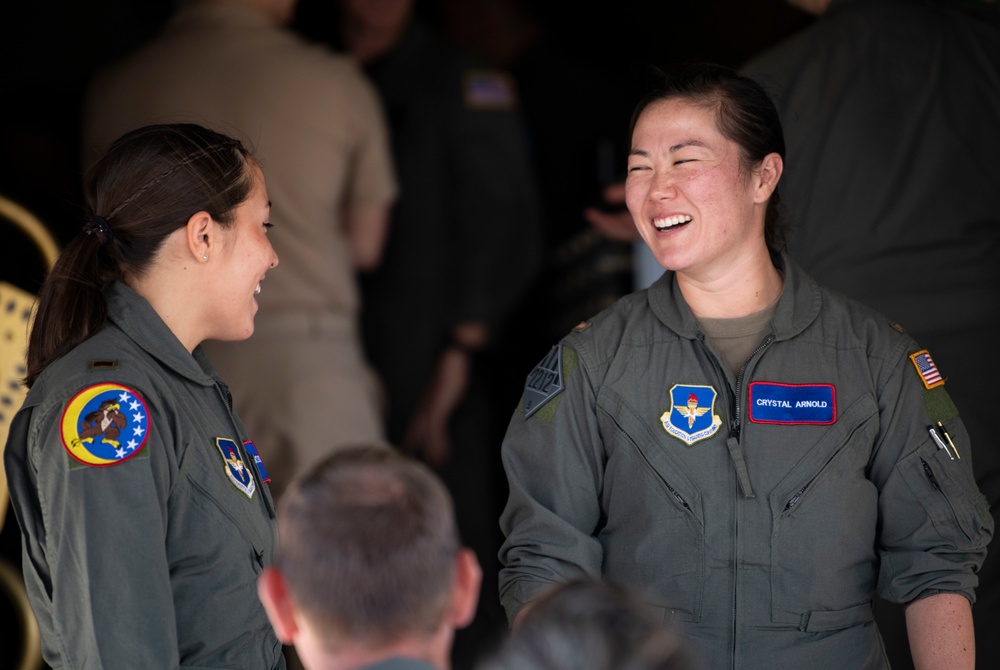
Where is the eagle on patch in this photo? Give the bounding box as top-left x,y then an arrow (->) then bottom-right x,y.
78,399 -> 127,448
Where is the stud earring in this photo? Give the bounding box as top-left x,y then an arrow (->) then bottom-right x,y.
202,255 -> 208,262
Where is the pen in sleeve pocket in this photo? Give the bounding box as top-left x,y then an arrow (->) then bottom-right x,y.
928,426 -> 954,460
936,421 -> 961,459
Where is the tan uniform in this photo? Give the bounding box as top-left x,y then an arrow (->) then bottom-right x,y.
83,2 -> 397,499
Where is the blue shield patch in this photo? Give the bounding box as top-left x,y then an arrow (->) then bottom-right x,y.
661,384 -> 722,446
215,438 -> 255,499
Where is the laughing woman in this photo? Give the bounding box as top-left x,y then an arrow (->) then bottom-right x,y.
497,63 -> 992,669
4,123 -> 284,668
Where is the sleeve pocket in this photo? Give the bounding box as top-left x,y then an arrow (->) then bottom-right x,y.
899,440 -> 992,551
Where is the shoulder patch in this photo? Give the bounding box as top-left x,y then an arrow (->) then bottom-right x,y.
60,383 -> 150,466
523,343 -> 564,419
462,69 -> 517,110
909,349 -> 944,390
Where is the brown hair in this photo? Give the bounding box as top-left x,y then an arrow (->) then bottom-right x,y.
25,123 -> 255,387
277,444 -> 460,648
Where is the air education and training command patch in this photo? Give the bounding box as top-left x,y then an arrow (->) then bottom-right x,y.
216,438 -> 256,499
661,384 -> 722,446
60,383 -> 150,466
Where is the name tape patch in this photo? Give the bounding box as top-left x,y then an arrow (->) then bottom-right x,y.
748,382 -> 836,425
243,440 -> 270,483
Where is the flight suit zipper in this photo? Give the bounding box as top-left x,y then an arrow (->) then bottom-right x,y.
726,335 -> 773,500
702,333 -> 772,670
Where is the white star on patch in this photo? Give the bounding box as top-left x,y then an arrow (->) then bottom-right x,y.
119,391 -> 131,403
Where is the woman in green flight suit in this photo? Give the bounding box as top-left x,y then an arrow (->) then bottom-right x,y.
4,123 -> 285,668
498,63 -> 992,670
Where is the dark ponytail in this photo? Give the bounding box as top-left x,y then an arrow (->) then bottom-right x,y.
25,123 -> 255,387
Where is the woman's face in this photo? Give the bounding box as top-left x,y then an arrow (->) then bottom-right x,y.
207,164 -> 279,342
625,97 -> 767,281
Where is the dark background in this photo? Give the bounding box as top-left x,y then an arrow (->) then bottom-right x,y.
0,0 -> 811,272
3,0 -> 998,277
1,0 -> 998,668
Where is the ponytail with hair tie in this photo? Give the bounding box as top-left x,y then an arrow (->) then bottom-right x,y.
83,215 -> 114,246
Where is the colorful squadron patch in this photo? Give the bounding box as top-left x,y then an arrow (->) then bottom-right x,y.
60,383 -> 150,467
215,438 -> 255,499
661,384 -> 723,446
909,349 -> 945,390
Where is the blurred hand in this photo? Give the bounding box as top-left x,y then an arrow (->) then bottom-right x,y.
402,347 -> 471,467
583,182 -> 639,242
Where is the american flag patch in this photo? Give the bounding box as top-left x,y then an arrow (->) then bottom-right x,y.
909,349 -> 944,389
462,70 -> 517,110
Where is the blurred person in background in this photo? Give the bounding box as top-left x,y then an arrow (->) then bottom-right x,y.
741,1 -> 1000,665
81,0 -> 398,505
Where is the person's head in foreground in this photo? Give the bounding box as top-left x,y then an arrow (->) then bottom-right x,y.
481,577 -> 706,670
258,443 -> 482,670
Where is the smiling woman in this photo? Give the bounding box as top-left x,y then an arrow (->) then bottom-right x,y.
624,67 -> 785,319
129,160 -> 280,348
4,123 -> 286,668
497,63 -> 992,670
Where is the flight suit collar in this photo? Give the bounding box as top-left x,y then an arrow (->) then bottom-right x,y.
105,281 -> 219,387
647,251 -> 822,342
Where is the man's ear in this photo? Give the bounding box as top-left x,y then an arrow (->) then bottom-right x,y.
753,152 -> 784,204
257,566 -> 299,644
185,210 -> 218,263
449,548 -> 483,630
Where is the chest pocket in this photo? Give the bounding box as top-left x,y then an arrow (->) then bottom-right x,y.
768,393 -> 879,630
597,386 -> 707,623
179,437 -> 274,563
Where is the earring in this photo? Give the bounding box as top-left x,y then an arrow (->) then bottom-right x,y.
202,255 -> 208,262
